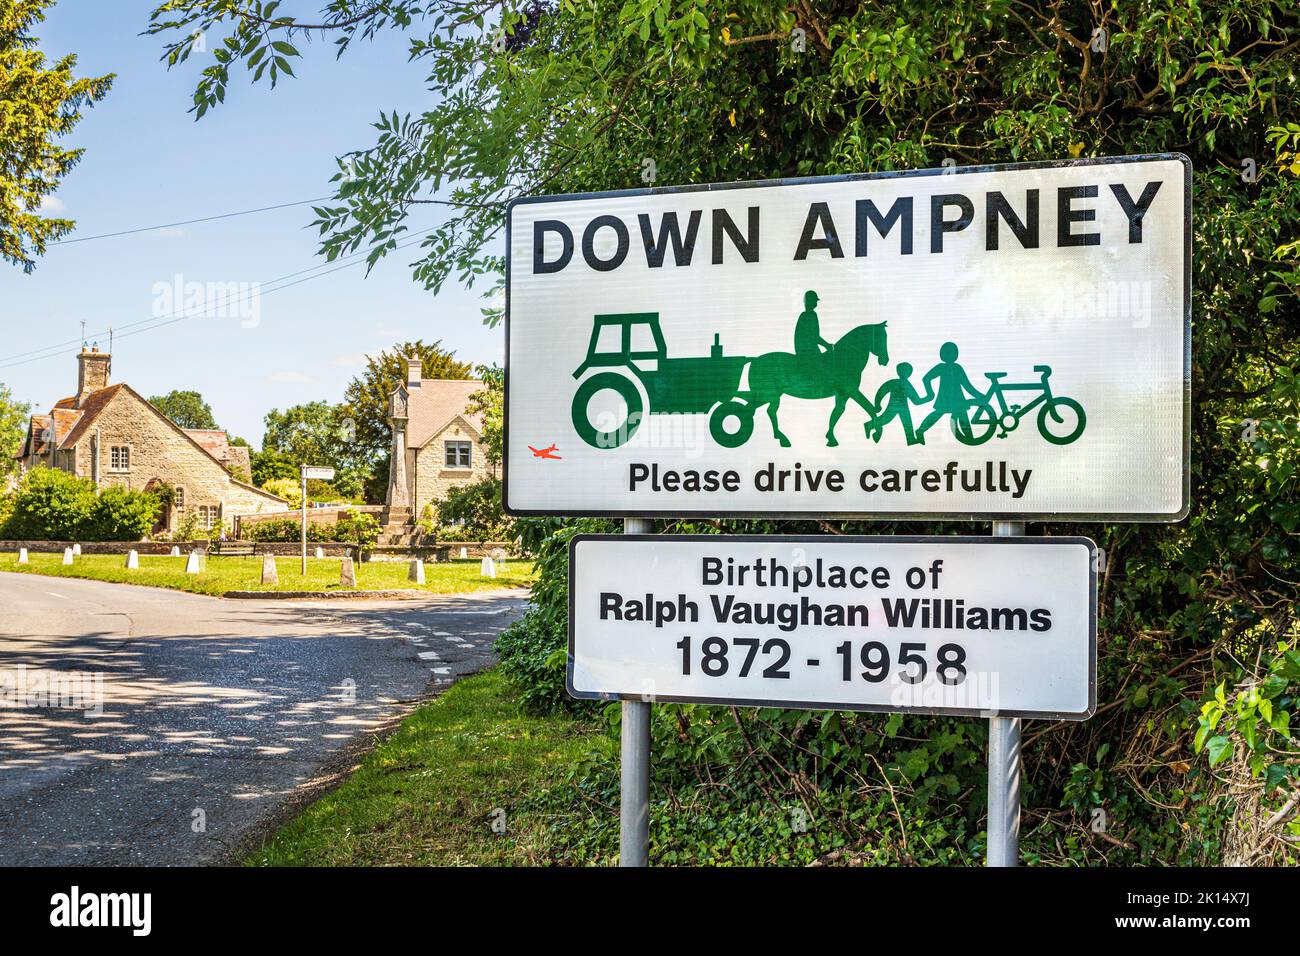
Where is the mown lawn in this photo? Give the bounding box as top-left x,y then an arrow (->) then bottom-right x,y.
0,552 -> 533,596
244,668 -> 599,866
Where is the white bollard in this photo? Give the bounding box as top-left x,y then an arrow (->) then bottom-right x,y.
17,547 -> 28,564
408,558 -> 426,585
314,546 -> 325,560
169,545 -> 181,557
125,550 -> 139,570
261,554 -> 278,586
480,556 -> 496,579
340,557 -> 357,587
184,551 -> 201,574
62,547 -> 74,566
72,543 -> 81,557
460,547 -> 468,559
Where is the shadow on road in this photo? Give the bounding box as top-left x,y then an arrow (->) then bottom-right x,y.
0,582 -> 528,865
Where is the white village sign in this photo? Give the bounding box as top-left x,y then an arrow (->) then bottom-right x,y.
569,535 -> 1096,720
505,154 -> 1190,520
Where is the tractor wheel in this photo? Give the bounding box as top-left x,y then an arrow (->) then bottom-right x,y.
572,372 -> 645,448
709,399 -> 754,448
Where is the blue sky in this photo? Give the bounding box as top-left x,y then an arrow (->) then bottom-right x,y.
0,0 -> 502,446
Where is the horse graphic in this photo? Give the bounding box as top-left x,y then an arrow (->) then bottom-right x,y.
744,322 -> 890,447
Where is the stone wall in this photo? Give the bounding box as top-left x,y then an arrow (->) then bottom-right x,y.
0,540 -> 359,557
411,417 -> 494,519
1,539 -> 513,559
368,540 -> 517,560
72,388 -> 288,530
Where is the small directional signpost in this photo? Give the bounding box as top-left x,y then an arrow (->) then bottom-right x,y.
504,154 -> 1191,866
300,465 -> 335,574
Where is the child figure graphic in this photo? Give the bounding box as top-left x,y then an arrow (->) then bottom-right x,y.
868,362 -> 925,445
915,341 -> 984,444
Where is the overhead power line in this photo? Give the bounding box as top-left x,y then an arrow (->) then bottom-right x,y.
0,230 -> 435,371
49,197 -> 333,246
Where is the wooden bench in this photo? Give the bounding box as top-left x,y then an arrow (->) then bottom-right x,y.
209,541 -> 256,557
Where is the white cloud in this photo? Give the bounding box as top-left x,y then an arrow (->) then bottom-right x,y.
268,370 -> 313,384
332,353 -> 366,368
38,196 -> 65,213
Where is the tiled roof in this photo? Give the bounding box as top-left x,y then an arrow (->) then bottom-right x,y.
183,429 -> 230,459
182,429 -> 251,473
57,384 -> 124,449
406,379 -> 486,448
22,415 -> 52,457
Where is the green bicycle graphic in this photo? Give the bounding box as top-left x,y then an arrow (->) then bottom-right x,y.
959,365 -> 1087,446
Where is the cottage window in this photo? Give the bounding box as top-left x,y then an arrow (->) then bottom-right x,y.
109,445 -> 130,471
174,487 -> 185,509
445,440 -> 472,468
196,504 -> 221,528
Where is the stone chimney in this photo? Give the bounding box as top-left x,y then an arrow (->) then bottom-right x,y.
406,357 -> 422,388
77,347 -> 111,406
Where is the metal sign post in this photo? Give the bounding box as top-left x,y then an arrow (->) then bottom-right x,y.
620,516 -> 652,867
987,519 -> 1025,867
300,465 -> 335,576
300,468 -> 308,576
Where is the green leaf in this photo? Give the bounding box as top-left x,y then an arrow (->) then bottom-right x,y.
1206,735 -> 1233,767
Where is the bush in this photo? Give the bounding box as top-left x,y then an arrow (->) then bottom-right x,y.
434,477 -> 514,541
83,485 -> 162,541
241,509 -> 380,545
0,468 -> 160,541
335,508 -> 380,547
496,518 -> 617,713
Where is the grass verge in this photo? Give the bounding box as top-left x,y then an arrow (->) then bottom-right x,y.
243,668 -> 597,866
0,552 -> 533,596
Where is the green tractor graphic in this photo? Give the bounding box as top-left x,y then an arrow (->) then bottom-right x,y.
570,313 -> 752,449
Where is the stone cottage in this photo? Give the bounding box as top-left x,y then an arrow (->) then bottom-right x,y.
15,348 -> 288,533
381,358 -> 492,539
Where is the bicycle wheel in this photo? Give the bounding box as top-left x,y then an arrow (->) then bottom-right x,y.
1037,397 -> 1086,445
955,401 -> 998,446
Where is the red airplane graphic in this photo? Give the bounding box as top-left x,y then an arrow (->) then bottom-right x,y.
529,444 -> 562,460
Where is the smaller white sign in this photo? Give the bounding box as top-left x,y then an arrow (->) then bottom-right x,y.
301,465 -> 336,480
569,535 -> 1096,719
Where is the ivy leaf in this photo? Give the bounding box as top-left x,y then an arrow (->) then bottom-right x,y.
1205,735 -> 1233,767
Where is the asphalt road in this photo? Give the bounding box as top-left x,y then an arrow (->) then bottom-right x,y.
0,572 -> 528,866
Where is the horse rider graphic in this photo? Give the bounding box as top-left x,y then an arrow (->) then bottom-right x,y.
794,290 -> 833,367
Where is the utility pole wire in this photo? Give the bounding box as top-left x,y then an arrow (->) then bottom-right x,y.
49,197 -> 332,245
0,230 -> 435,370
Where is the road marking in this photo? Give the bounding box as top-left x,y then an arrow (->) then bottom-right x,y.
46,592 -> 67,600
418,651 -> 442,661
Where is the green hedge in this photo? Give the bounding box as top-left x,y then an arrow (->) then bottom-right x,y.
241,509 -> 380,546
0,469 -> 160,542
